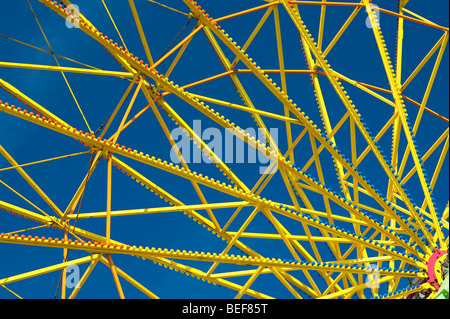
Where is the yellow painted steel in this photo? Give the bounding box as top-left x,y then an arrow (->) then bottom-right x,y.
0,61 -> 133,77
128,0 -> 154,65
99,256 -> 159,299
0,254 -> 100,286
282,1 -> 433,254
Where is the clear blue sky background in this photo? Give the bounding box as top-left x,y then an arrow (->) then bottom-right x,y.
0,0 -> 448,299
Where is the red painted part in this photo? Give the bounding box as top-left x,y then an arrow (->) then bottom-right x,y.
427,249 -> 447,290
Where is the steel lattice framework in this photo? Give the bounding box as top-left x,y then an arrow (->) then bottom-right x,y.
0,0 -> 448,299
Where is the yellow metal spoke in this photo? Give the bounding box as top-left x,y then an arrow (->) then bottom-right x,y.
0,150 -> 90,173
0,255 -> 100,287
0,145 -> 64,218
68,254 -> 102,299
99,256 -> 160,299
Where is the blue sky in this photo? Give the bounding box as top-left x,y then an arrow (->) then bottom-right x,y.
0,0 -> 448,299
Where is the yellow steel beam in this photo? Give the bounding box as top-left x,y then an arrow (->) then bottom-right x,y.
0,33 -> 102,71
279,169 -> 333,267
106,152 -> 113,245
27,0 -> 93,134
151,24 -> 204,70
0,254 -> 100,286
67,201 -> 251,219
228,231 -> 360,243
202,26 -> 278,160
402,8 -> 440,26
4,95 -> 426,262
144,94 -> 252,192
300,31 -> 349,234
401,128 -> 449,185
0,200 -> 51,225
0,199 -> 271,297
317,0 -> 327,52
98,77 -> 139,139
0,179 -> 54,221
342,112 -> 398,181
0,77 -> 68,126
290,1 -> 363,7
419,136 -> 449,248
386,0 -> 406,292
19,1 -> 434,272
128,0 -> 154,65
0,150 -> 90,173
274,6 -> 294,162
146,0 -> 189,16
0,234 -> 424,278
215,3 -> 277,23
401,32 -> 445,92
412,32 -> 449,135
283,1 -> 433,250
0,145 -> 64,218
234,266 -> 264,299
1,285 -> 23,299
142,88 -> 222,231
319,274 -> 394,299
1,97 -> 422,260
165,70 -> 234,92
207,207 -> 260,277
322,5 -> 362,57
152,257 -> 274,299
105,254 -> 125,299
300,112 -> 349,172
181,0 -> 429,254
271,266 -> 303,298
265,201 -> 339,296
109,156 -> 263,261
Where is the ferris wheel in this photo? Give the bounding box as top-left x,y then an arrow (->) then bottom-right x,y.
0,0 -> 448,299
